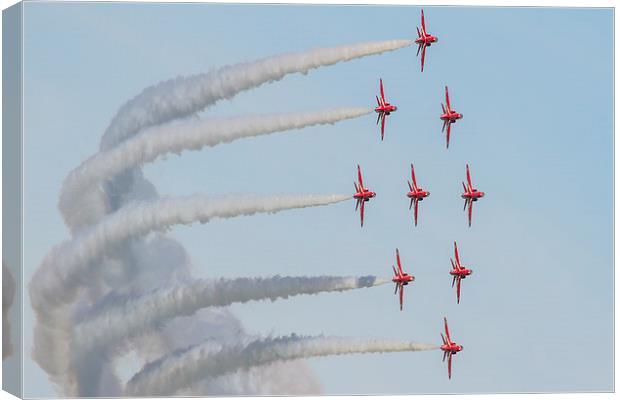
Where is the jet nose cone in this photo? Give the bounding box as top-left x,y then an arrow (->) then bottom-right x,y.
371,192 -> 376,197
393,106 -> 398,111
426,191 -> 431,196
480,192 -> 485,197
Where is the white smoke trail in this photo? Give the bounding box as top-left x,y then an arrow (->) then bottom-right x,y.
31,193 -> 349,313
60,107 -> 371,229
29,193 -> 348,394
75,275 -> 389,351
126,334 -> 438,395
30,38 -> 414,396
100,40 -> 413,151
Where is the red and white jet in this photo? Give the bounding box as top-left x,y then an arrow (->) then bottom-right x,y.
391,248 -> 415,311
461,164 -> 485,227
406,163 -> 430,226
415,9 -> 438,72
440,317 -> 463,379
353,164 -> 376,227
374,78 -> 398,141
450,241 -> 473,304
440,86 -> 463,149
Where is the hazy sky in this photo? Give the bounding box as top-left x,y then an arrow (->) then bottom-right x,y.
19,3 -> 612,396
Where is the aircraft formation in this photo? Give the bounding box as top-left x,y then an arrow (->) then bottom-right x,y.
360,9 -> 487,380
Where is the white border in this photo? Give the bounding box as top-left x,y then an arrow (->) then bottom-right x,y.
0,1 -> 615,400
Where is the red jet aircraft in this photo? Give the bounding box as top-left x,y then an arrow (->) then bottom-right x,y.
450,241 -> 473,304
415,9 -> 438,72
374,79 -> 398,141
461,164 -> 485,227
406,163 -> 430,226
353,164 -> 376,227
440,86 -> 463,149
391,248 -> 415,311
440,317 -> 463,379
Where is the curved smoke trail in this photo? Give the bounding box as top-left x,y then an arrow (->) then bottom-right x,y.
29,193 -> 348,394
100,40 -> 413,151
126,334 -> 438,395
75,275 -> 389,351
60,107 -> 371,229
31,193 -> 350,313
29,37 -> 415,396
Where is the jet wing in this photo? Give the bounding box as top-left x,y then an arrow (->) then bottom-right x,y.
380,113 -> 386,141
411,163 -> 418,190
414,198 -> 419,227
445,86 -> 451,111
454,241 -> 461,268
360,199 -> 365,227
396,248 -> 403,274
357,165 -> 364,189
466,164 -> 473,190
444,317 -> 451,342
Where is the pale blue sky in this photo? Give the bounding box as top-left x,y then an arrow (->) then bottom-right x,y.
19,3 -> 612,396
